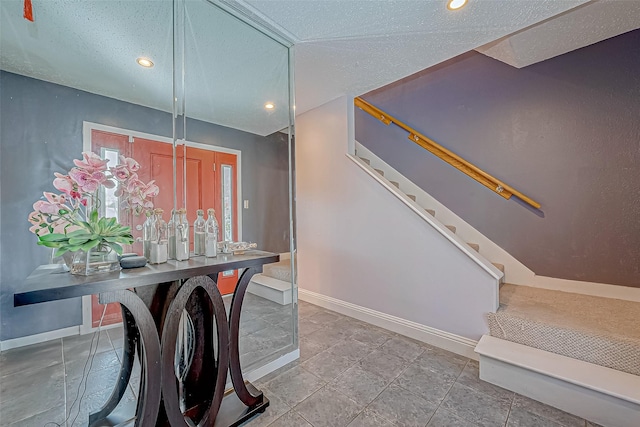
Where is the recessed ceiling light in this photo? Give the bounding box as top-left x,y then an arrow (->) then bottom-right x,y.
447,0 -> 467,10
264,102 -> 275,110
136,57 -> 154,68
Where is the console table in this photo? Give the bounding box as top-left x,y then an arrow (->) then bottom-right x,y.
15,251 -> 280,427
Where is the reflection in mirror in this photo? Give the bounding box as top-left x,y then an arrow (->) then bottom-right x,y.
177,0 -> 297,375
1,0 -> 296,422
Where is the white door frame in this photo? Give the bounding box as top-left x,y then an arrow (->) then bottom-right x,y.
80,121 -> 243,334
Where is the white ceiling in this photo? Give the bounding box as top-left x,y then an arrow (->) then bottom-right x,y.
0,0 -> 289,136
2,0 -> 638,136
234,0 -> 593,115
476,0 -> 640,68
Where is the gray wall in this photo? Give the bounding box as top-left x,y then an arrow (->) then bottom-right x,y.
356,29 -> 640,288
0,71 -> 290,341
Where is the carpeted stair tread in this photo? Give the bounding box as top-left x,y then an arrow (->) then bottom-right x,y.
488,284 -> 640,376
262,259 -> 294,282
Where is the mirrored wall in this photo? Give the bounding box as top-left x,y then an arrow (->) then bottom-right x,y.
0,0 -> 296,391
174,0 -> 297,374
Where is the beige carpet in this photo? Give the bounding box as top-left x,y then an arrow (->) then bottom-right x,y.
487,284 -> 640,376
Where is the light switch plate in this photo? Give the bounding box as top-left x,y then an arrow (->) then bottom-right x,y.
244,200 -> 249,209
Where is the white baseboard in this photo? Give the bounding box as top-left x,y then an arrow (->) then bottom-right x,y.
0,326 -> 80,351
244,349 -> 300,384
298,288 -> 478,360
527,275 -> 640,303
475,335 -> 640,427
223,349 -> 300,391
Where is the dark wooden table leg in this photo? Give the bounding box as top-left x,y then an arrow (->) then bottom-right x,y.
182,288 -> 216,415
161,275 -> 229,427
212,266 -> 270,427
228,267 -> 263,407
88,305 -> 139,427
97,289 -> 162,427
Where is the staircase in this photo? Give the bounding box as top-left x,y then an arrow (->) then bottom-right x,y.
248,255 -> 294,305
355,143 -> 506,284
352,142 -> 640,427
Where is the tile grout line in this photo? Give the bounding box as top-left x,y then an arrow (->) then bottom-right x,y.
503,378 -> 514,427
61,337 -> 68,427
301,315 -> 448,427
424,356 -> 471,426
335,337 -> 417,427
264,325 -> 395,427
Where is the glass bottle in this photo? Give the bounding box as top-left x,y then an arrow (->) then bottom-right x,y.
168,209 -> 178,260
142,210 -> 156,260
193,209 -> 206,256
176,208 -> 190,261
150,208 -> 168,264
204,208 -> 218,258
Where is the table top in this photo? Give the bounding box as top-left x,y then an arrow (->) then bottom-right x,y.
15,251 -> 280,307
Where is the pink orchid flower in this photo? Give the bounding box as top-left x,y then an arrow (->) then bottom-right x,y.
142,181 -> 159,198
28,211 -> 45,229
53,173 -> 76,196
92,171 -> 115,189
69,168 -> 101,192
33,192 -> 69,215
28,211 -> 77,236
73,152 -> 109,173
110,165 -> 131,181
125,175 -> 145,194
119,155 -> 140,172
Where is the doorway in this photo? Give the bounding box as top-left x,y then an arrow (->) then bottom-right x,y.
81,122 -> 242,331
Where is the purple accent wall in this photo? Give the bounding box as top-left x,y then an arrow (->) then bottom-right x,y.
356,29 -> 640,288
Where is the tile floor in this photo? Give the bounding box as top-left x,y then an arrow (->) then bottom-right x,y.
0,294 -> 294,427
0,297 -> 600,427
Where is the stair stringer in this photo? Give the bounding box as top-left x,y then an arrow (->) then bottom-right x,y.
354,142 -> 534,286
355,142 -> 640,303
347,148 -> 504,310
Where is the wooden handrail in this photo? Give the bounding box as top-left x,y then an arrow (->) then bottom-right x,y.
355,97 -> 541,209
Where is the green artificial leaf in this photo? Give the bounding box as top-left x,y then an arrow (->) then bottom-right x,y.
66,230 -> 91,238
54,247 -> 69,257
38,233 -> 69,242
90,209 -> 99,223
68,236 -> 90,246
80,239 -> 101,251
106,242 -> 124,255
38,240 -> 63,248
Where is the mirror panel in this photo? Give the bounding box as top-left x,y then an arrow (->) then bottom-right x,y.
0,0 -> 296,395
179,0 -> 296,372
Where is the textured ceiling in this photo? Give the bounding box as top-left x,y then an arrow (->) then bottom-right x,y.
476,0 -> 640,68
4,0 -> 631,136
0,0 -> 289,136
234,0 -> 592,115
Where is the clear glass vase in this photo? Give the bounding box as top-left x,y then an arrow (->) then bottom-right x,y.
70,244 -> 120,276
